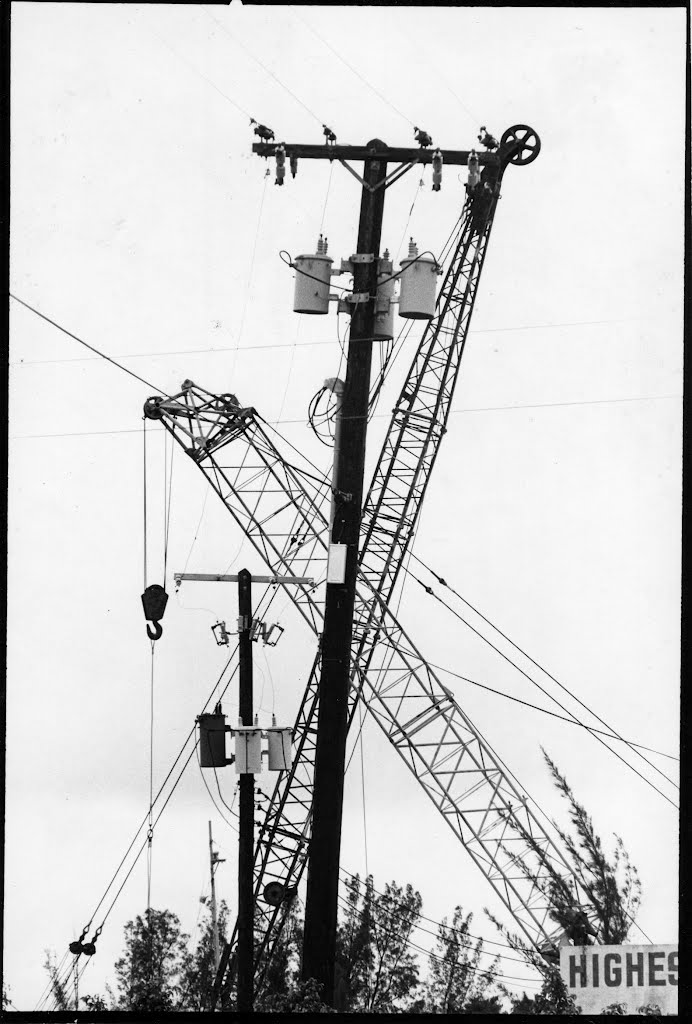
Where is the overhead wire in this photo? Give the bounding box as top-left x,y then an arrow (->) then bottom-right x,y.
203,8 -> 325,128
427,661 -> 678,761
12,314 -> 679,367
293,10 -> 414,128
229,169 -> 270,382
334,890 -> 540,990
9,293 -> 164,394
405,562 -> 679,800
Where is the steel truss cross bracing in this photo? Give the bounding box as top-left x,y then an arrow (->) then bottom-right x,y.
145,165 -> 593,997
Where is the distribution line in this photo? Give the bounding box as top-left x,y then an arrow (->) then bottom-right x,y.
13,316 -> 674,366
10,294 -> 164,394
204,8 -> 324,127
292,10 -> 413,128
334,890 -> 540,990
338,869 -> 535,961
409,572 -> 678,807
407,556 -> 680,780
426,662 -> 678,761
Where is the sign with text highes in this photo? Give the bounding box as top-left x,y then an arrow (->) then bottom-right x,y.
560,944 -> 678,1015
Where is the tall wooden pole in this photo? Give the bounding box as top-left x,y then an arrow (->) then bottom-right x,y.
208,820 -> 221,976
237,568 -> 254,1013
302,141 -> 388,1004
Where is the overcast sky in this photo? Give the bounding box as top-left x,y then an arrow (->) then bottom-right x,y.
6,2 -> 684,1011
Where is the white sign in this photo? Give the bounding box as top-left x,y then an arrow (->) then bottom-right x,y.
560,944 -> 678,1015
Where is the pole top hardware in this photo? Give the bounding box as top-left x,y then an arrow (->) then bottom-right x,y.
350,253 -> 374,264
175,572 -> 314,586
345,292 -> 370,305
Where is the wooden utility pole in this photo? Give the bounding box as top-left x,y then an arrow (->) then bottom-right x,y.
208,820 -> 223,977
249,136 -> 504,1007
177,568 -> 312,1012
301,140 -> 388,1002
236,568 -> 254,1014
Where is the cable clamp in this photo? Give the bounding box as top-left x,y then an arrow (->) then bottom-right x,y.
345,292 -> 370,305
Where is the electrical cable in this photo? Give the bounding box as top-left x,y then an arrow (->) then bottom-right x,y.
338,869 -> 541,960
409,551 -> 679,768
9,294 -> 164,394
203,9 -> 325,127
426,661 -> 678,761
141,18 -> 253,121
293,11 -> 413,128
196,744 -> 239,834
406,568 -> 679,804
16,390 -> 677,441
230,170 -> 269,382
334,890 -> 539,990
13,315 -> 677,366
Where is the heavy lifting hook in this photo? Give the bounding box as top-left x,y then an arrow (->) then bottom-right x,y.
142,583 -> 168,642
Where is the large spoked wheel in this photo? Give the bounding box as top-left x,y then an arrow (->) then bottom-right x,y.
500,124 -> 541,165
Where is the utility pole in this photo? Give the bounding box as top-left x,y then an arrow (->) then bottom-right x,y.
208,820 -> 224,977
177,568 -> 312,1012
301,141 -> 388,1002
250,134 -> 508,1006
236,568 -> 254,1014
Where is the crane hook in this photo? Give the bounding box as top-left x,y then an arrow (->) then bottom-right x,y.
146,620 -> 163,641
142,583 -> 168,642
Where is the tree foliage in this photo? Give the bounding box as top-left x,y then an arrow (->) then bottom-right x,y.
333,873 -> 423,1012
112,907 -> 189,1011
422,905 -> 500,1013
490,751 -> 643,1015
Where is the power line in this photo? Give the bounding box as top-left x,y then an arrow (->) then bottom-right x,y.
12,316 -> 675,366
9,294 -> 164,394
141,18 -> 253,122
427,661 -> 678,761
10,391 -> 680,442
408,570 -> 679,808
293,10 -> 413,128
203,9 -> 324,128
409,552 -> 680,769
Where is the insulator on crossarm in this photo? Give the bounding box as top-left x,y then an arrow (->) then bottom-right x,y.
275,144 -> 286,186
431,148 -> 443,192
290,155 -> 298,178
467,148 -> 481,193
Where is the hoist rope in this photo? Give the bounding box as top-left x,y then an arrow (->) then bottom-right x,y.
147,639 -> 155,914
143,419 -> 148,592
163,431 -> 175,587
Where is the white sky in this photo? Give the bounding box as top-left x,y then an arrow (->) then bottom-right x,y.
6,1 -> 684,1011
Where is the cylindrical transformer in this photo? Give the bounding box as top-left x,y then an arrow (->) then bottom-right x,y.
374,255 -> 395,340
267,728 -> 293,771
293,238 -> 333,314
234,728 -> 263,774
398,239 -> 438,320
198,712 -> 227,768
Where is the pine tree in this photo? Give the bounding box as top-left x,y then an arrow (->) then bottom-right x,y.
423,905 -> 500,1013
490,750 -> 643,1014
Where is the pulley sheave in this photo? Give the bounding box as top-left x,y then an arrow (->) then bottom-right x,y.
500,124 -> 541,165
